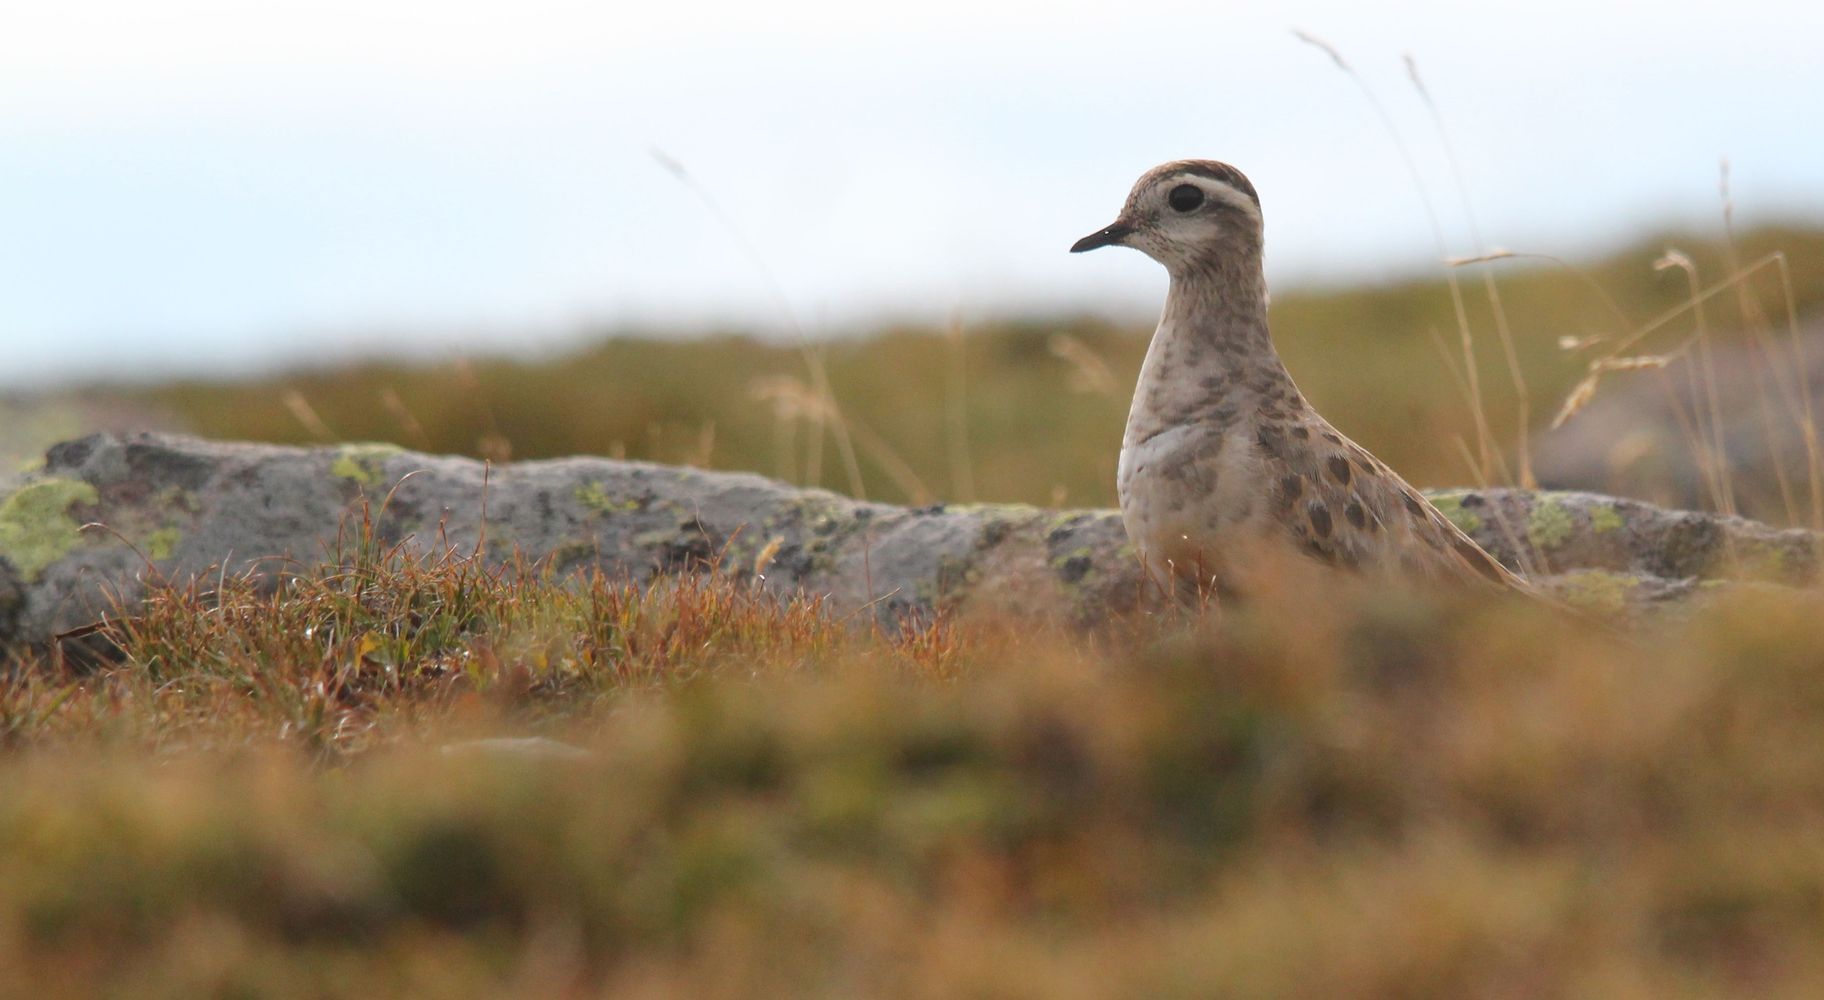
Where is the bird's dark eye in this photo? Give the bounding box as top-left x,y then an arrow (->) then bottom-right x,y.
1168,184 -> 1204,212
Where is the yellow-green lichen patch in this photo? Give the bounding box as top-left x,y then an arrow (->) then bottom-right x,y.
1427,491 -> 1482,534
143,527 -> 182,562
153,486 -> 202,515
330,443 -> 405,487
1527,494 -> 1576,550
1049,546 -> 1099,589
1726,537 -> 1811,583
1042,508 -> 1123,540
942,502 -> 1044,521
1553,569 -> 1638,615
633,526 -> 697,551
0,478 -> 100,581
1590,503 -> 1624,534
940,503 -> 1046,548
928,552 -> 984,603
574,481 -> 640,515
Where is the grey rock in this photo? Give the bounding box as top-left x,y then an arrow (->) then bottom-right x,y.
1421,486 -> 1817,614
0,432 -> 1816,648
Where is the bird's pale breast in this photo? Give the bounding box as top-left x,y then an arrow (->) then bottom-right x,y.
1118,420 -> 1269,583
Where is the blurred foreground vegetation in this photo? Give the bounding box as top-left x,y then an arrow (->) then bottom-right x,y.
4,507 -> 1824,996
25,224 -> 1824,520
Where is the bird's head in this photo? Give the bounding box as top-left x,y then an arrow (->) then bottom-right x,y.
1070,160 -> 1263,273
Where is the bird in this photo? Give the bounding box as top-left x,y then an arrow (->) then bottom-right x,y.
1070,159 -> 1531,598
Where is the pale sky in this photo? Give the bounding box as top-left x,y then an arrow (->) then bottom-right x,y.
3,0 -> 1822,385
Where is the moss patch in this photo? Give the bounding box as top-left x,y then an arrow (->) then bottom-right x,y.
0,478 -> 100,581
1527,494 -> 1576,550
330,443 -> 405,487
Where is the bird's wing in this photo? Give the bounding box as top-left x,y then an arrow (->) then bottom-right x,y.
1259,417 -> 1528,591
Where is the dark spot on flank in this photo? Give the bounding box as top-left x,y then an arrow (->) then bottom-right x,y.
1276,474 -> 1304,511
1291,426 -> 1309,440
1213,406 -> 1237,423
1201,375 -> 1225,391
1321,431 -> 1342,445
1307,501 -> 1332,538
1256,425 -> 1285,456
1404,494 -> 1427,519
1326,456 -> 1352,486
1345,501 -> 1367,529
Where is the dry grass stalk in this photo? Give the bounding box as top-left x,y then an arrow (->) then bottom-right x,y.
1408,55 -> 1535,488
1047,332 -> 1121,398
1295,32 -> 1504,484
280,390 -> 335,441
749,374 -> 932,503
1652,249 -> 1736,515
377,387 -> 431,450
945,316 -> 978,503
651,148 -> 867,501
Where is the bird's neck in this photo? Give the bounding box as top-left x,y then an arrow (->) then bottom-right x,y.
1161,264 -> 1275,357
1126,263 -> 1298,435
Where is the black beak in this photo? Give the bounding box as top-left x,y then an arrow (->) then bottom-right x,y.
1070,221 -> 1135,254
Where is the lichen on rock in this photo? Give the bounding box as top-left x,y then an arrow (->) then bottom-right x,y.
0,431 -> 1818,648
330,443 -> 406,487
0,478 -> 99,582
1527,493 -> 1577,550
1590,504 -> 1624,534
1426,490 -> 1483,534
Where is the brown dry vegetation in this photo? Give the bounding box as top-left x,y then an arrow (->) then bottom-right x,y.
4,502 -> 1824,997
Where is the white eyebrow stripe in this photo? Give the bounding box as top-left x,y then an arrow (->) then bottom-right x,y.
1190,179 -> 1261,219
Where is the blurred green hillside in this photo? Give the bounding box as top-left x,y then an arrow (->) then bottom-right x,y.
30,225 -> 1824,513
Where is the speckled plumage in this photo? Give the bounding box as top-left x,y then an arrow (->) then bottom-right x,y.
1073,160 -> 1527,595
